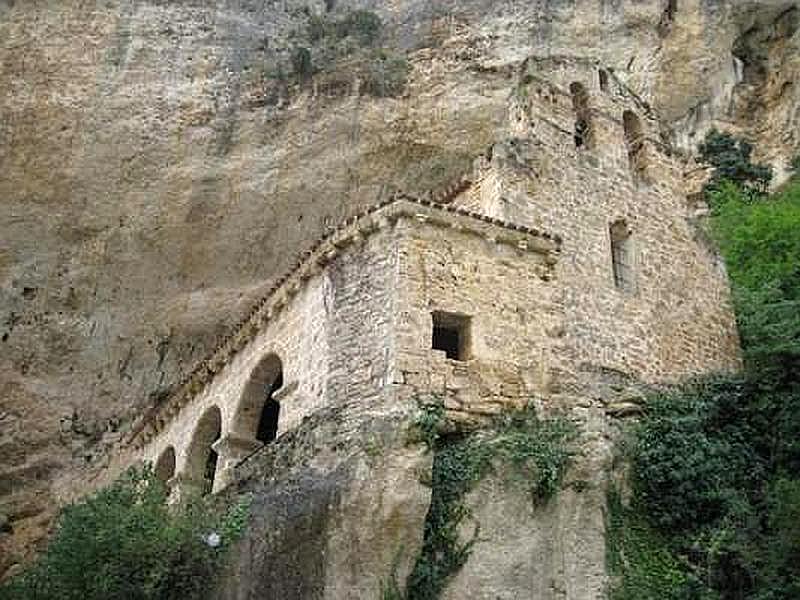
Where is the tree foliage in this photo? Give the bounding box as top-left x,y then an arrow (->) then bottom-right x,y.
698,129 -> 772,197
613,149 -> 800,599
0,468 -> 250,600
709,180 -> 800,381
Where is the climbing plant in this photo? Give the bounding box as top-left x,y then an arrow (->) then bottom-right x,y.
401,403 -> 575,600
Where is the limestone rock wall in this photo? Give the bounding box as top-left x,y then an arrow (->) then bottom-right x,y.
1,0 -> 798,580
213,402 -> 433,600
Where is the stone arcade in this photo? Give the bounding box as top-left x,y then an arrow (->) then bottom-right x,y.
112,58 -> 741,500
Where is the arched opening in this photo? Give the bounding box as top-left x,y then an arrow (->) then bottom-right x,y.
256,370 -> 283,444
154,446 -> 176,485
598,69 -> 609,92
610,220 -> 634,292
623,110 -> 647,179
234,353 -> 284,444
570,82 -> 593,149
186,406 -> 222,496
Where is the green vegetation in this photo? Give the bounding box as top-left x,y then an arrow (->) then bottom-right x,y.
0,468 -> 250,600
401,403 -> 575,600
609,132 -> 800,600
278,8 -> 408,98
606,492 -> 688,600
708,181 -> 800,379
308,9 -> 383,46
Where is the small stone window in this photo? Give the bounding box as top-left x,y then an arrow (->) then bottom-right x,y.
598,69 -> 609,91
431,311 -> 471,361
610,220 -> 634,292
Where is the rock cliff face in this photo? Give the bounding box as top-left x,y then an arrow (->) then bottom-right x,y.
1,0 -> 798,586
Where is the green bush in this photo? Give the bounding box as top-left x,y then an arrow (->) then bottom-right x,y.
630,380 -> 762,532
0,468 -> 250,600
290,46 -> 313,80
308,9 -> 382,46
360,51 -> 409,98
615,158 -> 800,599
606,492 -> 689,600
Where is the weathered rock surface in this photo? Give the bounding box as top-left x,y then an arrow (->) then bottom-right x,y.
1,0 -> 798,580
212,403 -> 432,600
442,406 -> 615,600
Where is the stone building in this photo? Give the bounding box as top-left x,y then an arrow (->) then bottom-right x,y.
116,57 -> 740,502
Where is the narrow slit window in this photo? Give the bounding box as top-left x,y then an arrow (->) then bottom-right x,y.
610,220 -> 634,292
431,312 -> 471,361
570,82 -> 593,149
598,69 -> 609,91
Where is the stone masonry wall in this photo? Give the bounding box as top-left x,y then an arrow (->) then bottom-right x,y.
111,221 -> 405,494
132,269 -> 331,492
325,230 -> 398,414
454,57 -> 741,385
392,217 -> 563,423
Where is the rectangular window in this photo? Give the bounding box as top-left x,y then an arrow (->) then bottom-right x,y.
431,311 -> 471,361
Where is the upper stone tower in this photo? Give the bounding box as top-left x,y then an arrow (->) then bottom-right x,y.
451,56 -> 741,384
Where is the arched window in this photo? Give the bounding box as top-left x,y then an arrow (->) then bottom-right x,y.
186,406 -> 222,496
234,353 -> 284,444
623,110 -> 647,179
659,0 -> 678,34
154,446 -> 176,485
610,220 -> 633,292
598,69 -> 609,92
570,82 -> 593,149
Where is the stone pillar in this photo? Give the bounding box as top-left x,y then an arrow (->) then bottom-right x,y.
167,473 -> 206,505
211,435 -> 264,492
272,380 -> 300,437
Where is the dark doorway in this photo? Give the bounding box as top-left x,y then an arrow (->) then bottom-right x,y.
256,371 -> 283,444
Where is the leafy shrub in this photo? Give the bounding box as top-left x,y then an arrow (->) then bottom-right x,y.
615,166 -> 800,600
0,468 -> 250,600
630,380 -> 762,532
308,9 -> 382,46
606,492 -> 689,600
698,129 -> 772,197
